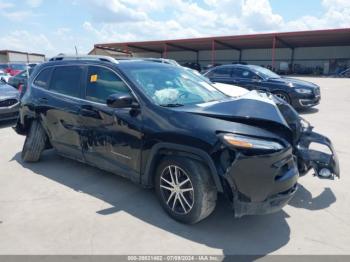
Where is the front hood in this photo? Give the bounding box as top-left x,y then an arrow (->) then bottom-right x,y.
269,77 -> 318,89
177,91 -> 291,134
0,84 -> 19,100
179,91 -> 288,127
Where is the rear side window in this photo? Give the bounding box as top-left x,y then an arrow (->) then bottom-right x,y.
34,68 -> 52,89
49,66 -> 83,97
209,67 -> 232,78
85,66 -> 131,104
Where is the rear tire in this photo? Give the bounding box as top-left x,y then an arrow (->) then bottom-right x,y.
155,156 -> 217,224
21,120 -> 47,162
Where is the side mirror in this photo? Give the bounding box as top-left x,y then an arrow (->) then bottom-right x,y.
106,94 -> 137,108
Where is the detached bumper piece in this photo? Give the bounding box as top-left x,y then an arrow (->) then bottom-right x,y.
296,126 -> 340,179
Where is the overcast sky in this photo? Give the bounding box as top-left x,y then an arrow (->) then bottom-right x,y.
0,0 -> 349,57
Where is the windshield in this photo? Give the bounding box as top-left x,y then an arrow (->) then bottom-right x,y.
253,66 -> 280,79
122,64 -> 227,106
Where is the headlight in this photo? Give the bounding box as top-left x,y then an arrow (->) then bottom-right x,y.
295,88 -> 312,94
221,134 -> 284,151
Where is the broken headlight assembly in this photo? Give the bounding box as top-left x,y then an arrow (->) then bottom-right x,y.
220,133 -> 284,153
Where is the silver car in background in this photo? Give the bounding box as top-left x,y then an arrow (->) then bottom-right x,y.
0,80 -> 20,122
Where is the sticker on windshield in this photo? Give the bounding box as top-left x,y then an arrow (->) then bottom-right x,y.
90,74 -> 98,82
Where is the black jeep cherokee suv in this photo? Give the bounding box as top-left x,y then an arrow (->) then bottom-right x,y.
15,56 -> 339,224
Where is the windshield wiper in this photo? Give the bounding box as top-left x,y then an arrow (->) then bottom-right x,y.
160,103 -> 184,107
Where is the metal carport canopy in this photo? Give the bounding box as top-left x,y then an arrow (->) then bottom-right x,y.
94,28 -> 350,67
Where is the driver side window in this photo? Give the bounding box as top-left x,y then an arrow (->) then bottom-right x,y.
85,66 -> 131,104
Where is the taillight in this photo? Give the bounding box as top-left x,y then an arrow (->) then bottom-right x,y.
18,84 -> 23,92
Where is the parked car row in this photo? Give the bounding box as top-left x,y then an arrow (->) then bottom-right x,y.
0,63 -> 27,76
12,55 -> 338,224
7,68 -> 33,90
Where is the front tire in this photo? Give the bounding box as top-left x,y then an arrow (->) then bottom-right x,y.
155,156 -> 217,224
273,91 -> 291,104
21,120 -> 47,162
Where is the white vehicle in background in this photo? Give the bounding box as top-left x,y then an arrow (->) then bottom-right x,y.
0,70 -> 11,83
211,82 -> 249,97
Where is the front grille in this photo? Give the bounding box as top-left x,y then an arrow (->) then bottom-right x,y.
0,112 -> 18,119
0,99 -> 18,108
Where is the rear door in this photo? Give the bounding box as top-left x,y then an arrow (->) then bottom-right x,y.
35,65 -> 85,160
79,65 -> 143,181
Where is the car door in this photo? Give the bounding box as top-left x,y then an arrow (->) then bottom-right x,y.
34,65 -> 85,160
232,68 -> 263,90
79,65 -> 143,182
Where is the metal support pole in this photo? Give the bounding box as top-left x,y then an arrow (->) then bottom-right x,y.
272,36 -> 276,71
163,43 -> 167,59
211,40 -> 216,65
125,45 -> 129,56
291,48 -> 295,73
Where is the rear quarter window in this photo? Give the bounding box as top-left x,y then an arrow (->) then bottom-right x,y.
33,68 -> 53,89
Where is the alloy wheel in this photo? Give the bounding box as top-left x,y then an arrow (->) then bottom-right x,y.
275,93 -> 289,103
160,165 -> 194,215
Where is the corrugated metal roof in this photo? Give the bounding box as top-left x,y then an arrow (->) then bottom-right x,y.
0,50 -> 45,56
93,28 -> 350,53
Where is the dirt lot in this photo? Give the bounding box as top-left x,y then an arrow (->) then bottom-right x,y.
0,77 -> 349,256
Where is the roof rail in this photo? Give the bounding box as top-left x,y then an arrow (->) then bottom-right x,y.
49,55 -> 118,63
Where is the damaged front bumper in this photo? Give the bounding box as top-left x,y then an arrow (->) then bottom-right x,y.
296,120 -> 340,179
222,147 -> 299,218
233,184 -> 298,217
221,120 -> 339,218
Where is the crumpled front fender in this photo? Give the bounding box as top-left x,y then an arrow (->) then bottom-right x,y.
296,125 -> 340,179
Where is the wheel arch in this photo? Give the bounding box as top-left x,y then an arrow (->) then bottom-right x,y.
14,114 -> 37,135
142,142 -> 224,193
